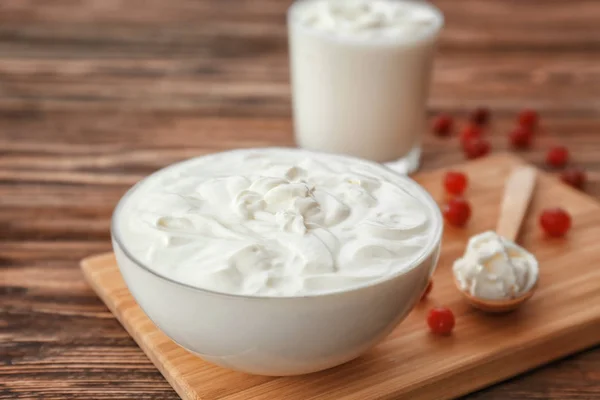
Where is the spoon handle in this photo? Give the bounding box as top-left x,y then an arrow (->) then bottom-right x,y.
496,166 -> 537,242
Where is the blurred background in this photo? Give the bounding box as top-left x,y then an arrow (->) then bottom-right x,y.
1,1 -> 599,399
2,0 -> 598,174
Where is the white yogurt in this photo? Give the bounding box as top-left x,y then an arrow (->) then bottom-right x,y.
117,149 -> 436,297
288,0 -> 443,168
453,231 -> 539,301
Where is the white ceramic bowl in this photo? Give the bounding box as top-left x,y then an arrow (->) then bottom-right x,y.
111,148 -> 443,376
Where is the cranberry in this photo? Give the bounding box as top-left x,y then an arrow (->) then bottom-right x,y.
443,171 -> 468,195
463,137 -> 491,159
432,114 -> 453,137
442,197 -> 471,227
460,124 -> 482,144
509,126 -> 533,149
427,307 -> 455,335
546,146 -> 569,168
421,280 -> 433,300
518,109 -> 538,130
560,168 -> 586,190
470,107 -> 490,126
540,208 -> 571,237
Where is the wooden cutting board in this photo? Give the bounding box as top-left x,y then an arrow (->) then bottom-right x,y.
81,153 -> 600,400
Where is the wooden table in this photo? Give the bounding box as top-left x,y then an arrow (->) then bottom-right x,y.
1,1 -> 599,399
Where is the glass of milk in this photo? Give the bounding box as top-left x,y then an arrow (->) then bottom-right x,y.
288,0 -> 444,172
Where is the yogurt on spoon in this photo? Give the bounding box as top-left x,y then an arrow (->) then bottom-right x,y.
453,231 -> 538,301
453,166 -> 539,311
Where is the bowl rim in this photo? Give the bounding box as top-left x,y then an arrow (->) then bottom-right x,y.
111,147 -> 443,300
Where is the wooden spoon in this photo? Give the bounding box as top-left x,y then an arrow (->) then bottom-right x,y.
456,166 -> 539,313
495,165 -> 537,242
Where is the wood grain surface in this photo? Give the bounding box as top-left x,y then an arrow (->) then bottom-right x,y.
1,0 -> 599,399
80,154 -> 600,400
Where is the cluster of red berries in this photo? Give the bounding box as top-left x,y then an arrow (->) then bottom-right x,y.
420,169 -> 470,335
439,167 -> 572,237
432,108 -> 586,190
509,109 -> 537,149
432,107 -> 491,160
511,110 -> 582,188
422,108 -> 580,336
442,171 -> 471,227
434,108 -> 576,237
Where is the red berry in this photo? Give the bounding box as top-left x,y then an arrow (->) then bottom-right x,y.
470,107 -> 490,126
421,280 -> 433,300
509,126 -> 533,149
546,146 -> 569,168
442,197 -> 471,227
443,171 -> 468,195
427,307 -> 455,335
540,207 -> 571,237
460,124 -> 482,144
432,114 -> 453,137
463,137 -> 491,160
560,168 -> 586,190
518,109 -> 538,130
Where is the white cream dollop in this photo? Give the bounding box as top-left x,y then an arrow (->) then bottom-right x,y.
118,149 -> 435,297
453,231 -> 539,301
292,0 -> 441,39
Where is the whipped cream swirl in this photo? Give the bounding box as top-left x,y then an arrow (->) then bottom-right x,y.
117,149 -> 434,296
